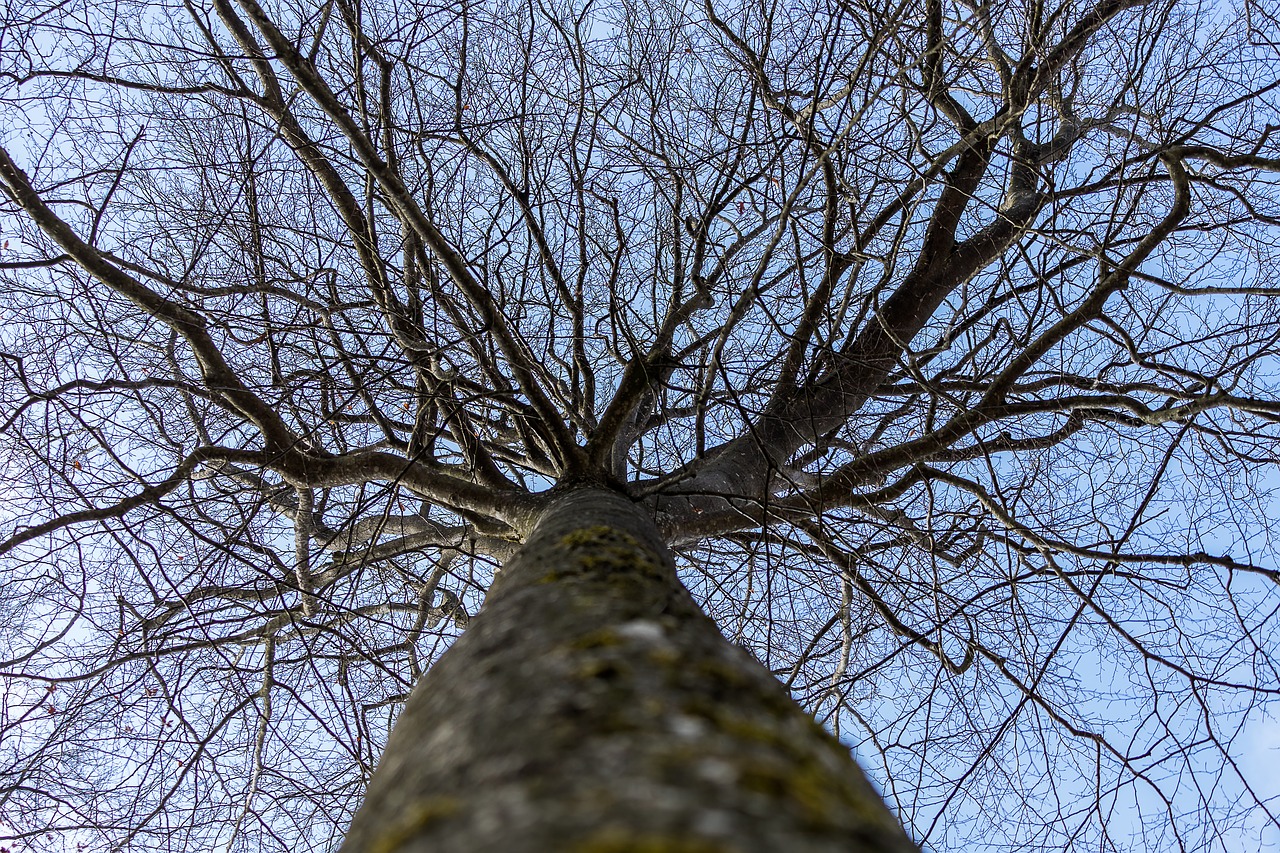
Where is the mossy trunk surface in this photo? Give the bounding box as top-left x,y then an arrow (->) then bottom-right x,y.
339,488 -> 917,853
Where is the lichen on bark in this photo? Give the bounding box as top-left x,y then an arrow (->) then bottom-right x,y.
340,488 -> 917,853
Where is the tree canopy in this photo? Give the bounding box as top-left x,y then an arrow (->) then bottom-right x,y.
2,0 -> 1279,849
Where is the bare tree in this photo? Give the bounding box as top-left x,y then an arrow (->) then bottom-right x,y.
2,0 -> 1279,849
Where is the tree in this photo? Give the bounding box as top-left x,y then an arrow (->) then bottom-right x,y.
1,0 -> 1279,848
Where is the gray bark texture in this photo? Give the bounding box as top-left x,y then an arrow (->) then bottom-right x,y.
339,488 -> 918,852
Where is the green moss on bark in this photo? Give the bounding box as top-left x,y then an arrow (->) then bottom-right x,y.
340,489 -> 917,853
570,831 -> 731,853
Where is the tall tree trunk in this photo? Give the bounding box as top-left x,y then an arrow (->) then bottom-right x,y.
339,488 -> 917,852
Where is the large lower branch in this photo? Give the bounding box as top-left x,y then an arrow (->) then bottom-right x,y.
340,488 -> 916,852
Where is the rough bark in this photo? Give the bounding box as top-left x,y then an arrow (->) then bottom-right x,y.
339,487 -> 917,853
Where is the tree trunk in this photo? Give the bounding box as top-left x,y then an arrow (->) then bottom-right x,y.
339,488 -> 917,853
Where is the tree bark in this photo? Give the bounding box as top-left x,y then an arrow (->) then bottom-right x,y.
339,488 -> 917,853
